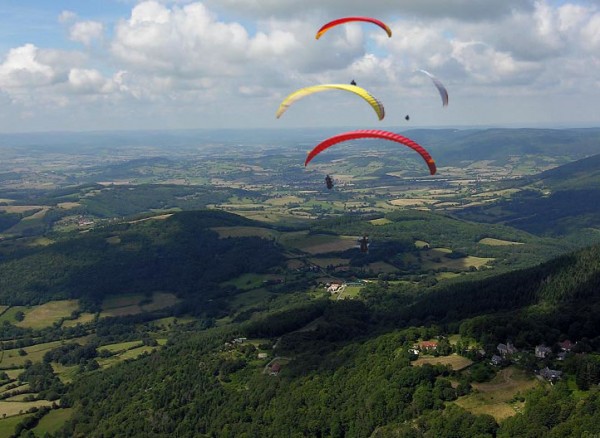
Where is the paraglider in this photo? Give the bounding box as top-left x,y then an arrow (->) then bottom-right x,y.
325,175 -> 334,189
359,235 -> 369,253
417,69 -> 449,107
316,17 -> 392,40
350,79 -> 357,86
276,84 -> 385,121
405,115 -> 410,121
304,129 -> 437,175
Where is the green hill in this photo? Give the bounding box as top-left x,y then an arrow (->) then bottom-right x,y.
49,235 -> 600,437
0,210 -> 283,312
406,127 -> 600,166
454,153 -> 600,237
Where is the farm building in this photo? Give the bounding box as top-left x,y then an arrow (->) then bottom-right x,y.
497,342 -> 518,357
559,340 -> 574,351
540,367 -> 563,382
490,355 -> 503,366
535,345 -> 552,359
418,341 -> 438,351
269,363 -> 281,376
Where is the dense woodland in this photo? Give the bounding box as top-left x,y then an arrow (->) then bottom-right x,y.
29,220 -> 597,437
0,211 -> 283,311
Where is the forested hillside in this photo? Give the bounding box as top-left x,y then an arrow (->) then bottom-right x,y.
0,210 -> 283,311
455,152 -> 600,237
50,239 -> 600,437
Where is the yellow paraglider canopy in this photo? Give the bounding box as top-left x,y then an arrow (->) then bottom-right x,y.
276,84 -> 385,120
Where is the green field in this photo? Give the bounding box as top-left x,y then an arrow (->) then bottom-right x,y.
16,300 -> 79,330
0,414 -> 32,438
100,341 -> 144,354
342,285 -> 363,298
222,273 -> 270,291
230,288 -> 273,310
369,218 -> 392,226
51,363 -> 79,384
99,292 -> 178,318
0,307 -> 29,325
421,248 -> 494,272
0,400 -> 53,418
412,354 -> 473,371
62,312 -> 96,327
367,261 -> 399,274
454,367 -> 541,421
479,238 -> 524,246
286,234 -> 358,255
1,337 -> 90,369
211,226 -> 279,240
33,408 -> 73,436
97,345 -> 156,369
308,257 -> 350,268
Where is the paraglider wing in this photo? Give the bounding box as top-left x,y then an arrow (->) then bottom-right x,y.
418,69 -> 449,107
316,17 -> 392,39
304,129 -> 437,175
276,84 -> 385,120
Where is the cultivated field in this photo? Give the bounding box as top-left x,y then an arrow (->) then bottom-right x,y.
32,408 -> 73,436
479,238 -> 524,246
0,400 -> 53,418
286,234 -> 358,255
367,261 -> 399,274
369,218 -> 392,226
0,414 -> 33,438
99,292 -> 179,317
1,337 -> 90,369
211,226 -> 279,240
454,367 -> 541,421
412,354 -> 473,371
16,300 -> 79,330
421,248 -> 494,271
308,257 -> 350,268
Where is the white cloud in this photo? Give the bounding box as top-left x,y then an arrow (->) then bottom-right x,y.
2,0 -> 600,131
204,0 -> 536,21
58,10 -> 77,24
69,21 -> 104,46
68,68 -> 110,93
0,44 -> 57,88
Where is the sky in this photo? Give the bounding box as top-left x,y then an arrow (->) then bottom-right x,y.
0,0 -> 599,132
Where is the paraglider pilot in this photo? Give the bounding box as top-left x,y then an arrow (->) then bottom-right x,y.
350,79 -> 357,86
325,175 -> 334,189
360,235 -> 369,253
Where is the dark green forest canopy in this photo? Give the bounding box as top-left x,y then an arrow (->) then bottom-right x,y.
0,210 -> 283,308
50,236 -> 600,437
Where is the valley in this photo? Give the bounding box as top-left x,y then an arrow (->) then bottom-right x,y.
0,128 -> 598,436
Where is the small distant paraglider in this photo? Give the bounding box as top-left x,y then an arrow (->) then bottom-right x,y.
350,79 -> 357,86
325,175 -> 334,189
359,235 -> 369,253
417,69 -> 449,107
405,115 -> 410,121
316,17 -> 392,40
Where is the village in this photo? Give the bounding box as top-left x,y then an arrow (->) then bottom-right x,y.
409,337 -> 578,384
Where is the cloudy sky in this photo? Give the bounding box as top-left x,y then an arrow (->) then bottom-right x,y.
0,0 -> 599,132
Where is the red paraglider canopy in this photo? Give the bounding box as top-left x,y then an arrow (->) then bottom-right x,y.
304,129 -> 437,175
316,17 -> 392,39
